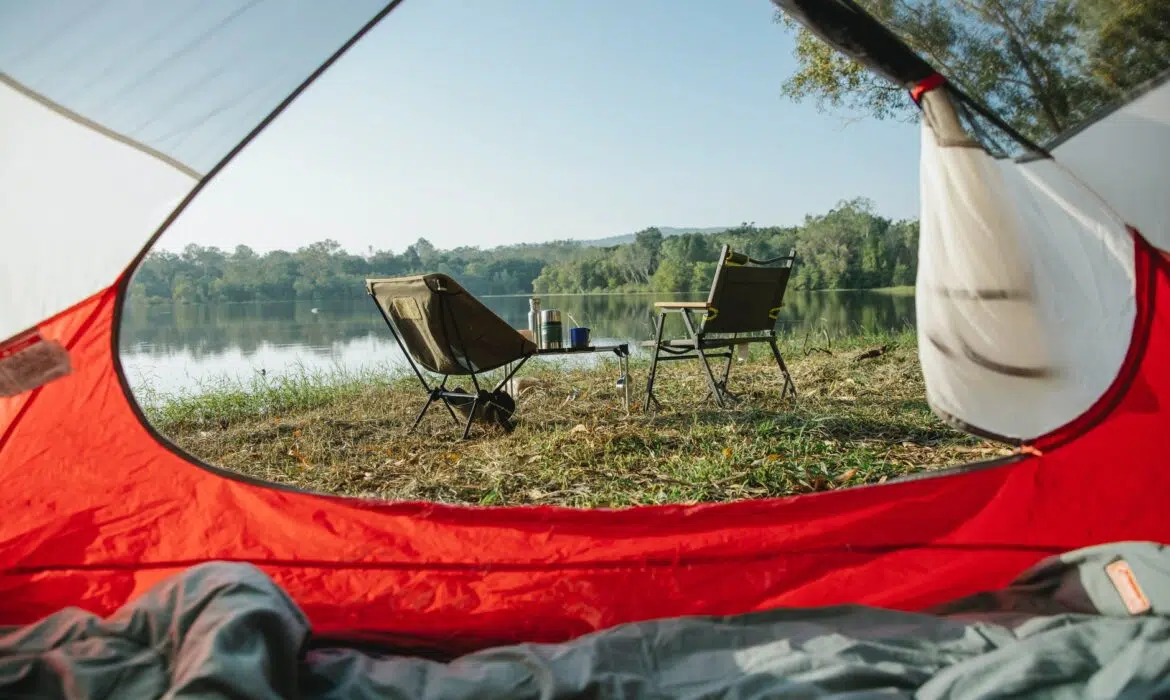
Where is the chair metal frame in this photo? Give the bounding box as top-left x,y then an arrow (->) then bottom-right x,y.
368,282 -> 630,439
369,285 -> 524,439
643,245 -> 797,413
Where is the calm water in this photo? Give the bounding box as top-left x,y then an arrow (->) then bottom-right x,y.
120,291 -> 915,395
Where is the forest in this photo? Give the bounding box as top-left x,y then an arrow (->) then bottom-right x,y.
128,198 -> 918,304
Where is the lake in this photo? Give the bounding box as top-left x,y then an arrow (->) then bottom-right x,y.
120,290 -> 915,396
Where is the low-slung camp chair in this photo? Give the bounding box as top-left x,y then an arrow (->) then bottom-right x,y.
643,245 -> 797,413
367,274 -> 630,439
367,275 -> 532,438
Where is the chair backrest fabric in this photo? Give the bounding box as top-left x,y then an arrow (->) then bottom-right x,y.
701,245 -> 797,335
367,274 -> 536,375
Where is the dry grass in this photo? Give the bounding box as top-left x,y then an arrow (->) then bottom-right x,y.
144,332 -> 1008,507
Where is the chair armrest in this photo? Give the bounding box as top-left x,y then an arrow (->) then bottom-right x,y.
653,301 -> 709,309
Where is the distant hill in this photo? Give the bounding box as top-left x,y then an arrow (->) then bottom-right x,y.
580,226 -> 734,248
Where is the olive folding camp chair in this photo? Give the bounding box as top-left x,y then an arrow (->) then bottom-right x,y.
367,274 -> 630,439
643,245 -> 797,413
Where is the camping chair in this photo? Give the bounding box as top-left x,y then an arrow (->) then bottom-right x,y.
367,274 -> 630,439
643,245 -> 797,413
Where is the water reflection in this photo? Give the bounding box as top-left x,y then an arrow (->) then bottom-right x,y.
120,291 -> 914,394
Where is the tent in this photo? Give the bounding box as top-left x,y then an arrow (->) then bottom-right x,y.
1,0 -> 1168,656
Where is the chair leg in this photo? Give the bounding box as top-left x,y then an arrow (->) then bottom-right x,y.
768,337 -> 797,400
436,378 -> 461,426
622,352 -> 631,414
439,396 -> 461,426
409,395 -> 434,433
716,349 -> 740,404
643,313 -> 666,414
695,346 -> 727,409
461,398 -> 478,440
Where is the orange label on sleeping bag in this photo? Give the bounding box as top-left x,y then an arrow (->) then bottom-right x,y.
1106,559 -> 1152,615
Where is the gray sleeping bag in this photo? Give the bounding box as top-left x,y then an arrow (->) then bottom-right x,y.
2,542 -> 1169,699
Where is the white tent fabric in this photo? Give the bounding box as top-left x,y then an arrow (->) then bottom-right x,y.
1051,80 -> 1170,253
916,90 -> 1136,440
0,78 -> 196,341
0,0 -> 389,344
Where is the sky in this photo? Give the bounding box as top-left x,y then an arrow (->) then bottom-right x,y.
159,0 -> 923,254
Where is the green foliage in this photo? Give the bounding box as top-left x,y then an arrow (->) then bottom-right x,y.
130,201 -> 920,304
1079,0 -> 1170,91
774,0 -> 1169,145
130,238 -> 560,304
520,202 -> 918,295
650,257 -> 691,293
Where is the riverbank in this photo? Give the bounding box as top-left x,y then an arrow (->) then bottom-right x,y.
144,331 -> 1004,507
128,285 -> 916,305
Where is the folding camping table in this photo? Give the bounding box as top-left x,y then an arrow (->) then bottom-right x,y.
502,343 -> 631,414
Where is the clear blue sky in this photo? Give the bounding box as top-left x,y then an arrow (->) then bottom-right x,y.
162,0 -> 922,254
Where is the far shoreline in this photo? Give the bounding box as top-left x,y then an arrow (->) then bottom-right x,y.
128,286 -> 919,305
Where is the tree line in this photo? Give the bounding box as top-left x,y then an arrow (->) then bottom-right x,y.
534,199 -> 917,294
128,198 -> 918,304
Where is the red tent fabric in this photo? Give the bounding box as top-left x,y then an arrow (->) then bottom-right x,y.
2,237 -> 1168,654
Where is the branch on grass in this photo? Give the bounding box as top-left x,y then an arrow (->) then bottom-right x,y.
854,345 -> 890,362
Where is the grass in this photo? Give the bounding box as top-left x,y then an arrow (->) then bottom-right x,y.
141,330 -> 1008,508
870,285 -> 916,295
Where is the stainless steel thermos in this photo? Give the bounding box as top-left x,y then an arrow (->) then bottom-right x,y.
540,309 -> 563,349
528,297 -> 542,347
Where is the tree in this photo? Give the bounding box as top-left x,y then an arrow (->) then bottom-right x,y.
651,258 -> 690,293
625,228 -> 664,284
774,0 -> 1168,144
1078,0 -> 1170,91
691,261 -> 718,291
171,274 -> 199,303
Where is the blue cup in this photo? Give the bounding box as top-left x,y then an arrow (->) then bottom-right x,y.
569,327 -> 590,349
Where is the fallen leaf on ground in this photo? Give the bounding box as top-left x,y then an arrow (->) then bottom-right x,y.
835,468 -> 858,483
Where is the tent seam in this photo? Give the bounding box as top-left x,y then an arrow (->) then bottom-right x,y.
0,73 -> 202,180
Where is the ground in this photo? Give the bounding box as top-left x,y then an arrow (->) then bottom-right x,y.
144,331 -> 1009,507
